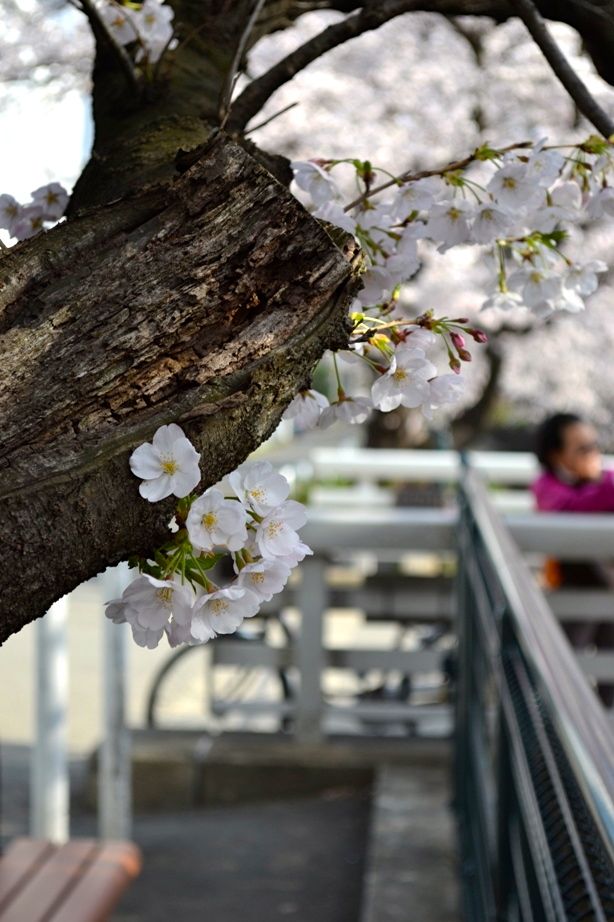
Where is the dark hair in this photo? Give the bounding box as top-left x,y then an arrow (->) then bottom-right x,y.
535,413 -> 582,471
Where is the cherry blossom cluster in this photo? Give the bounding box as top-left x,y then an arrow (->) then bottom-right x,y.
0,184 -> 68,242
106,424 -> 311,649
285,135 -> 614,428
98,0 -> 175,65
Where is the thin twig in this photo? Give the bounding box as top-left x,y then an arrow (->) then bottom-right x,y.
79,0 -> 140,93
509,0 -> 614,139
218,0 -> 268,128
245,101 -> 300,133
227,0 -> 424,131
343,141 -> 533,212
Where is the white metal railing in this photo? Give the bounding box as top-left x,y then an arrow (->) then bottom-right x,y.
30,564 -> 132,844
303,447 -> 614,486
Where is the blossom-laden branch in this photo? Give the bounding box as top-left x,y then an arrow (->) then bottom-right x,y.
282,134 -> 614,428
227,0 -> 427,130
509,0 -> 614,139
108,429 -> 312,650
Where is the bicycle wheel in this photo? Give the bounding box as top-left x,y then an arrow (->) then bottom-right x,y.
145,616 -> 293,732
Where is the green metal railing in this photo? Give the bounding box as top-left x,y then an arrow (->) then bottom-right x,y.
455,469 -> 614,922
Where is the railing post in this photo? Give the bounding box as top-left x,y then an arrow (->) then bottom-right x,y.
31,597 -> 70,843
99,564 -> 132,840
295,556 -> 326,743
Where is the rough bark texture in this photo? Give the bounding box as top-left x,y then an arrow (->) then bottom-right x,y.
2,0 -> 614,642
0,132 -> 360,641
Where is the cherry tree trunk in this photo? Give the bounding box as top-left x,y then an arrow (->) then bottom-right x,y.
0,0 -> 360,643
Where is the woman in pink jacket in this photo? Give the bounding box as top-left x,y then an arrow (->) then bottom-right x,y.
532,413 -> 614,707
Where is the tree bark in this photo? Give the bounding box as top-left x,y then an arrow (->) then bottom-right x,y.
0,2 -> 363,642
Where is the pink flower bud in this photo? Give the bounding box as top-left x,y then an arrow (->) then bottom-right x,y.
449,355 -> 461,374
450,331 -> 466,350
458,348 -> 472,362
468,327 -> 488,343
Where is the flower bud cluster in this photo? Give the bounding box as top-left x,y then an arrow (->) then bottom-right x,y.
0,184 -> 68,242
106,424 -> 311,649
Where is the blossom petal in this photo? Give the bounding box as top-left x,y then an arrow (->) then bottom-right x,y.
139,474 -> 173,502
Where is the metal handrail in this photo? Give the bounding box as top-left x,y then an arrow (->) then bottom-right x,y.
462,468 -> 614,859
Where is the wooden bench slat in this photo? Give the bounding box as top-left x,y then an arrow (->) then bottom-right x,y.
47,841 -> 141,922
0,840 -> 54,913
0,840 -> 97,922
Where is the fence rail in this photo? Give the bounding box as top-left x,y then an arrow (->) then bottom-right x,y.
455,468 -> 614,922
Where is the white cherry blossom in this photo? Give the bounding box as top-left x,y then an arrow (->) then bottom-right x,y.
255,500 -> 308,559
508,267 -> 561,309
282,389 -> 329,429
390,177 -> 444,220
587,185 -> 614,219
12,205 -> 45,241
313,201 -> 357,235
564,260 -> 607,297
186,488 -> 248,552
291,160 -> 339,206
526,147 -> 565,187
166,620 -> 200,648
237,558 -> 291,602
277,540 -> 314,570
130,423 -> 201,501
31,183 -> 68,220
131,625 -> 165,649
0,194 -> 22,236
98,1 -> 139,45
228,460 -> 289,516
120,574 -> 194,632
481,289 -> 523,311
470,203 -> 512,244
358,266 -> 397,306
422,374 -> 464,418
487,162 -> 539,210
319,395 -> 372,428
426,199 -> 472,247
371,346 -> 436,411
133,0 -> 175,63
191,586 -> 259,640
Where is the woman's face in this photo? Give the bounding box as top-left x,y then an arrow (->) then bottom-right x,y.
552,422 -> 602,480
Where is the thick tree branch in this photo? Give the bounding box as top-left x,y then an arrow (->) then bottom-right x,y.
227,0 -> 429,130
0,135 -> 361,643
510,0 -> 614,137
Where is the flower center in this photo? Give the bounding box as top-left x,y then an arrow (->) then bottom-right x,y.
266,521 -> 283,538
393,368 -> 407,382
202,512 -> 218,531
529,271 -> 543,283
248,487 -> 266,502
502,177 -> 517,190
481,209 -> 494,221
160,457 -> 178,475
249,572 -> 265,585
447,207 -> 461,222
155,587 -> 173,607
210,599 -> 229,615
